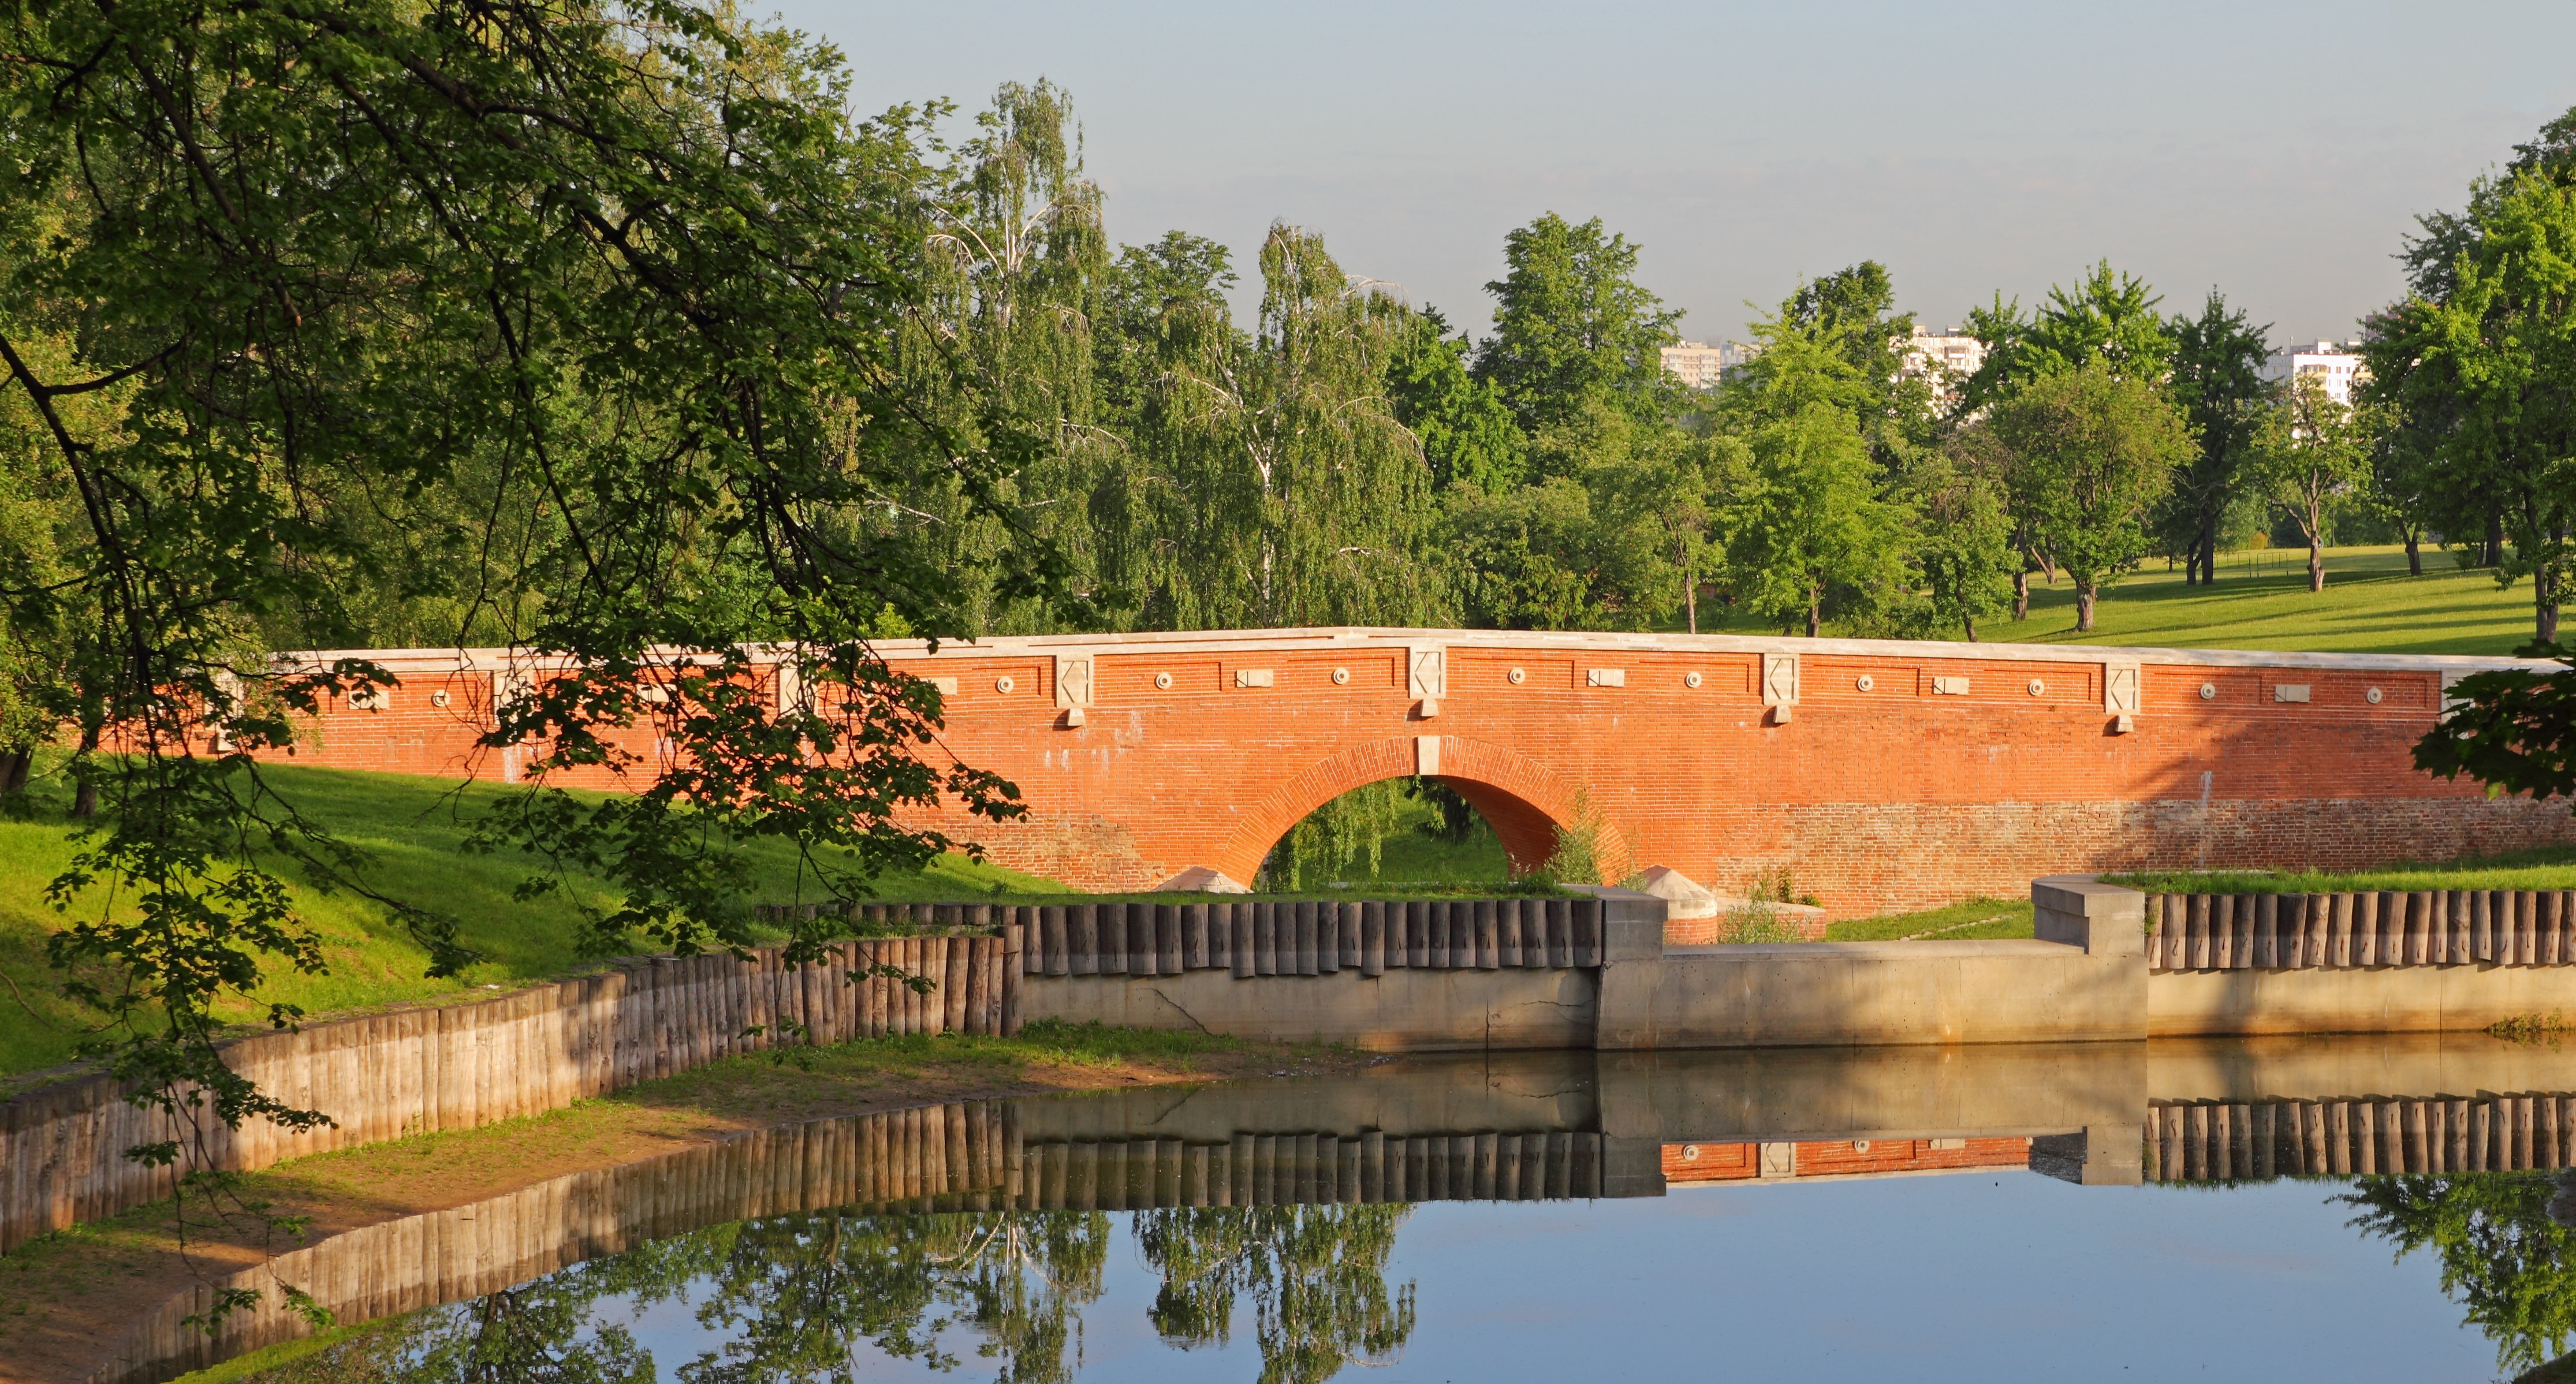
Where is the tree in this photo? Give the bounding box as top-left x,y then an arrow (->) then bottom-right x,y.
1472,214 -> 1685,432
2343,1175 -> 2576,1377
1382,306 -> 1527,496
1957,261 -> 2177,416
1138,1205 -> 1418,1384
2373,164 -> 2576,641
1719,405 -> 1914,637
0,0 -> 1057,1222
1109,223 -> 1449,631
1907,449 -> 2018,641
2248,374 -> 2374,591
2159,291 -> 2273,585
1771,262 -> 1937,471
1985,363 -> 2189,631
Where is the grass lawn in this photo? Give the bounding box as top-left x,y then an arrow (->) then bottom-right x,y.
0,763 -> 1061,1081
1698,543 -> 2548,655
1825,897 -> 2036,942
2109,845 -> 2576,898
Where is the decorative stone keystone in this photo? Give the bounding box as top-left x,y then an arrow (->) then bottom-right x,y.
1586,668 -> 1626,688
1053,653 -> 1094,710
1233,668 -> 1274,688
1931,676 -> 1970,696
2104,659 -> 2140,734
1760,651 -> 1799,709
1415,735 -> 1442,776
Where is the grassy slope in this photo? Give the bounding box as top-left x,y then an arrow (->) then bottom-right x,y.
0,764 -> 1059,1079
1701,543 -> 2544,655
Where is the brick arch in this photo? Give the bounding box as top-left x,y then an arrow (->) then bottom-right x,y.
1209,735 -> 1630,886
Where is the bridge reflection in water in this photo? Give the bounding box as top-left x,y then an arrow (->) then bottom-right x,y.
94,1037 -> 2576,1384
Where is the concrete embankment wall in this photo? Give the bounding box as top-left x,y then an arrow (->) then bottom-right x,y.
1,935 -> 1015,1256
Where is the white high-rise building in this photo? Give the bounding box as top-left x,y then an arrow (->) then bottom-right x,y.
2261,341 -> 2368,405
1904,329 -> 1986,409
1658,340 -> 1758,390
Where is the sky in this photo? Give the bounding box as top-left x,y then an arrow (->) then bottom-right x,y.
773,0 -> 2576,350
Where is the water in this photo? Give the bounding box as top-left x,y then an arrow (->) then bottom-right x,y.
148,1039 -> 2576,1383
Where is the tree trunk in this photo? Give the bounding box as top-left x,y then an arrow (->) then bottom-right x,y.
1684,578 -> 1697,635
1963,612 -> 1978,643
2486,512 -> 2505,567
2201,528 -> 2219,585
70,722 -> 98,818
2075,583 -> 2097,632
2540,567 -> 2560,646
2041,552 -> 2059,583
2404,529 -> 2422,576
2308,525 -> 2325,592
1805,583 -> 1821,639
0,747 -> 28,794
2012,569 -> 2030,621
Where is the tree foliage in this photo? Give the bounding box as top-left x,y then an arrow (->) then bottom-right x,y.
1982,362 -> 2187,632
0,0 -> 1065,1169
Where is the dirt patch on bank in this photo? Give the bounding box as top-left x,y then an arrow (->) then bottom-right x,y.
0,1027 -> 1365,1384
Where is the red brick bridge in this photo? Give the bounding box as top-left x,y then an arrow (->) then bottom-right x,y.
281,629 -> 2568,916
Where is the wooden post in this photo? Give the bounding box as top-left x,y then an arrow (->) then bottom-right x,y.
1068,905 -> 1097,977
1156,903 -> 1183,975
2212,896 -> 2235,971
1469,900 -> 1496,970
1338,902 -> 1362,970
1230,904 -> 1255,980
944,937 -> 970,1034
1362,901 -> 1386,977
2546,892 -> 2564,967
2474,889 -> 2494,963
1255,902 -> 1279,976
1406,901 -> 1429,968
1183,904 -> 1209,970
1206,902 -> 1232,972
1498,898 -> 1524,968
1574,898 -> 1602,968
1384,900 -> 1410,969
1295,902 -> 1321,976
1001,926 -> 1022,1036
2254,894 -> 2278,968
2187,894 -> 2209,970
1316,902 -> 1341,976
1426,901 -> 1451,969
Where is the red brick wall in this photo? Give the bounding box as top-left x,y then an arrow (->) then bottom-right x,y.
239,633 -> 2576,916
1661,1137 -> 2033,1183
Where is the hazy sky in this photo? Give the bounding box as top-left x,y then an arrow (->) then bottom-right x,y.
777,0 -> 2576,349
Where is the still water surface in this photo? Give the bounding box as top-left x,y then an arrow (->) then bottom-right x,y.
179,1040 -> 2576,1383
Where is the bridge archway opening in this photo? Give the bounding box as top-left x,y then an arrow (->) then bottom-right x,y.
1214,736 -> 1619,889
1255,777 -> 1552,890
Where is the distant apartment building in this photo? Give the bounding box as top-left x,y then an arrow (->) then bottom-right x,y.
1659,340 -> 1758,390
2260,340 -> 2368,405
1903,329 -> 1986,408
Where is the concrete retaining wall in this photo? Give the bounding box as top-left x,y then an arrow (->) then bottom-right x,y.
2149,965 -> 2576,1036
1017,967 -> 1600,1050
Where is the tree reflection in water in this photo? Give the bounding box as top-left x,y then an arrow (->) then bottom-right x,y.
231,1206 -> 1412,1384
1137,1206 -> 1416,1383
2342,1173 -> 2576,1378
